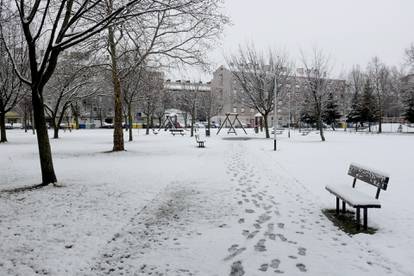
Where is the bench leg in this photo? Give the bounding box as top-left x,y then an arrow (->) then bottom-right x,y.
342,200 -> 346,214
336,197 -> 340,215
356,207 -> 361,230
363,208 -> 368,230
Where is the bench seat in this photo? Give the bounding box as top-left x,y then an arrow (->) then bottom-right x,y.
326,185 -> 381,208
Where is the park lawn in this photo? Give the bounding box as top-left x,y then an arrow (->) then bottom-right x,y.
0,129 -> 413,275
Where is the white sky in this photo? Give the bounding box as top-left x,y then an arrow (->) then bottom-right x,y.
168,0 -> 413,81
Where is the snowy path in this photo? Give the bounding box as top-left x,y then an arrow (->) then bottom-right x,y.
77,138 -> 408,276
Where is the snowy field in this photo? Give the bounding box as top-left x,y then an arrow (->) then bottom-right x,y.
1,128 -> 414,276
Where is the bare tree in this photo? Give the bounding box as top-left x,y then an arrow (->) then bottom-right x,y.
18,95 -> 34,134
179,81 -> 204,137
44,57 -> 99,139
140,72 -> 164,136
154,87 -> 173,127
300,48 -> 333,141
122,65 -> 144,141
101,0 -> 228,151
228,45 -> 292,138
0,35 -> 27,142
386,66 -> 405,119
405,44 -> 414,67
0,0 -> 226,185
198,86 -> 223,136
368,57 -> 391,133
0,0 -> 174,185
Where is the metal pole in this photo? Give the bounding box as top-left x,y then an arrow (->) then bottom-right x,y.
288,82 -> 292,138
273,76 -> 278,151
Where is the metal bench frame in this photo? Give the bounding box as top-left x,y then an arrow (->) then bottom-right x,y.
194,134 -> 205,148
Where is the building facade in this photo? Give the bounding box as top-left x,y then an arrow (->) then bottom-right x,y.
211,65 -> 347,128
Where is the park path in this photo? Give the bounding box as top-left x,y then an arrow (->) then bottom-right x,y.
80,139 -> 406,276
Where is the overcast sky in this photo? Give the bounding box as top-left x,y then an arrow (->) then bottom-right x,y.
169,0 -> 413,81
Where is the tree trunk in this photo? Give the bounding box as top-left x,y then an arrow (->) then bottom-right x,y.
32,92 -> 57,185
72,103 -> 80,129
378,117 -> 382,133
0,109 -> 7,143
24,105 -> 28,133
53,125 -> 59,139
99,109 -> 103,128
146,115 -> 150,135
108,25 -> 124,151
124,114 -> 128,132
30,109 -> 35,134
207,117 -> 211,137
263,114 -> 270,138
317,113 -> 325,141
183,114 -> 188,129
53,112 -> 65,139
128,103 -> 133,141
67,116 -> 72,132
190,113 -> 195,137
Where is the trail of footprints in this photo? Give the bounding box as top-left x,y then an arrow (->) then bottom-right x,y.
85,187 -> 208,276
225,147 -> 309,275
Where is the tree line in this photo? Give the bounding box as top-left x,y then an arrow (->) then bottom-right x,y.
226,44 -> 414,141
0,0 -> 228,186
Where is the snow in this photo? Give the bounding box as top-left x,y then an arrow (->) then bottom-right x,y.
1,129 -> 414,275
325,184 -> 381,207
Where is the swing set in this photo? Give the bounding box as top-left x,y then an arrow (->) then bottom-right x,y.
216,113 -> 247,135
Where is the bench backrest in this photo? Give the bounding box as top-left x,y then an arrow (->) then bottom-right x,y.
348,163 -> 390,199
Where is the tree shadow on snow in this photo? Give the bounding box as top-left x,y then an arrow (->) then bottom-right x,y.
0,182 -> 64,194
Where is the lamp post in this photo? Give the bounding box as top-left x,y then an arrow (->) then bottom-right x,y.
288,83 -> 292,138
273,76 -> 278,151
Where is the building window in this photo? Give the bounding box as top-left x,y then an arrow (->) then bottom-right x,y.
241,108 -> 245,113
233,107 -> 237,113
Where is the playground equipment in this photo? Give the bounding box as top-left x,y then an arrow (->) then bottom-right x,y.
159,112 -> 179,131
216,113 -> 247,135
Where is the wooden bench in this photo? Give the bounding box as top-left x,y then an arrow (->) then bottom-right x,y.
325,163 -> 390,230
169,129 -> 184,136
300,129 -> 311,136
272,128 -> 284,135
195,134 -> 205,148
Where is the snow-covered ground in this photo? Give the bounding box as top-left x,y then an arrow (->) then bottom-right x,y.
0,129 -> 413,275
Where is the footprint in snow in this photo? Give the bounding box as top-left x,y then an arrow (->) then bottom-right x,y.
259,263 -> 269,271
270,259 -> 281,269
296,263 -> 307,272
276,233 -> 287,242
227,255 -> 244,267
254,239 -> 267,252
298,247 -> 307,256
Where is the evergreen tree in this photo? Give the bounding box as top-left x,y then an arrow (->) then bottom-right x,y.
359,79 -> 377,132
404,92 -> 414,123
300,96 -> 317,127
347,91 -> 362,131
323,93 -> 341,130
